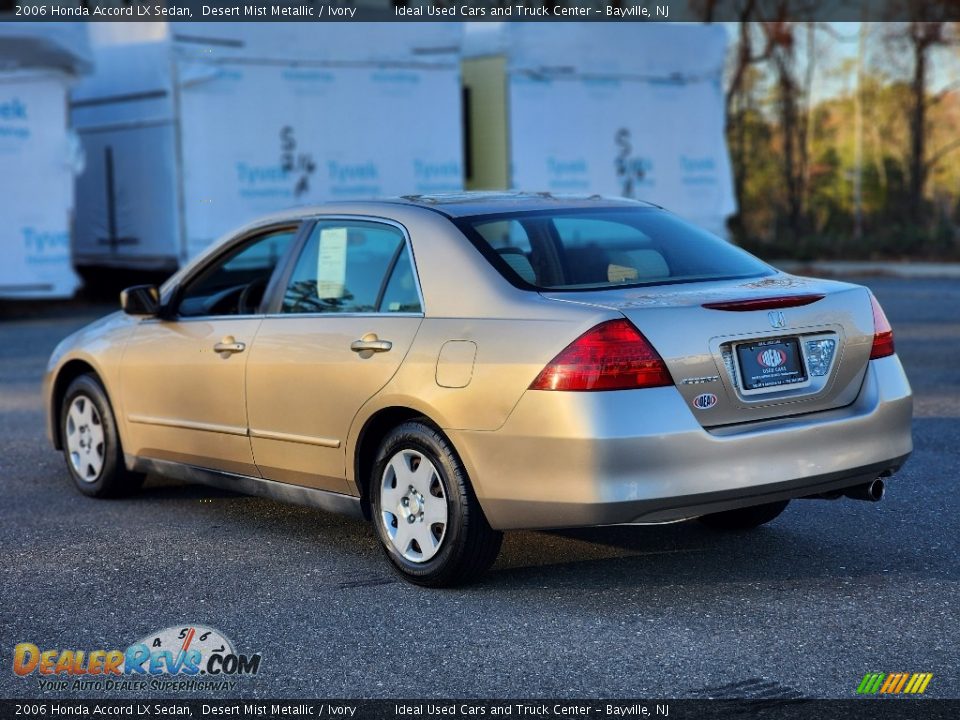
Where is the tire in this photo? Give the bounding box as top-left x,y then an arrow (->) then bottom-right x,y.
697,500 -> 790,531
60,374 -> 144,498
370,420 -> 502,587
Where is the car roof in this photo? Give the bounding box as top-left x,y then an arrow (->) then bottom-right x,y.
385,192 -> 659,218
257,192 -> 660,224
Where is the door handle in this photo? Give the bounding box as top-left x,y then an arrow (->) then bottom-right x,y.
350,334 -> 392,354
214,337 -> 246,355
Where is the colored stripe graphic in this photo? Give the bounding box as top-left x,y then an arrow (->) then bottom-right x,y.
879,674 -> 900,693
894,673 -> 910,693
857,672 -> 933,695
857,673 -> 886,694
912,674 -> 933,694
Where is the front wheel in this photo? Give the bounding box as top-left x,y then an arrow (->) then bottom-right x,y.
60,374 -> 144,498
370,420 -> 502,587
697,500 -> 790,531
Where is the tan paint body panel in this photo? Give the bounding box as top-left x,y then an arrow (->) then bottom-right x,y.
120,317 -> 262,476
245,315 -> 422,492
43,312 -> 135,447
448,355 -> 913,529
343,306 -> 615,489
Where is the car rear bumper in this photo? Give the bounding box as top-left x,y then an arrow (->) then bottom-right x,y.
450,355 -> 913,530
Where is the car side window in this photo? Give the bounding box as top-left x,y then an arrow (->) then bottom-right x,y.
177,228 -> 297,318
281,221 -> 421,314
378,250 -> 422,313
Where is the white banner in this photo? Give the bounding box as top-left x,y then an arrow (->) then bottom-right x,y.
508,74 -> 735,238
177,60 -> 464,259
0,72 -> 79,298
503,21 -> 735,239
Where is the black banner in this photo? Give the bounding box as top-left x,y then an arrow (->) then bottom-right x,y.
4,0 -> 960,23
2,700 -> 960,720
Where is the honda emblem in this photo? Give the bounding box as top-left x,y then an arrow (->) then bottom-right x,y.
768,311 -> 786,329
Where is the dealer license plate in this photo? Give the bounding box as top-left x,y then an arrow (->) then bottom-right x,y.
735,338 -> 807,391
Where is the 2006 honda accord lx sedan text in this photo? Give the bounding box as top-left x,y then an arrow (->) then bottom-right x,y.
44,193 -> 913,586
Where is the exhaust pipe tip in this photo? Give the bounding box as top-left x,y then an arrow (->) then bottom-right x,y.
844,478 -> 885,502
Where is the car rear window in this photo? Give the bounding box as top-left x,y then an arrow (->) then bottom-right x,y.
456,208 -> 774,291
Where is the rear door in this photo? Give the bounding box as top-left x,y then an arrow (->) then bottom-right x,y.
245,218 -> 424,493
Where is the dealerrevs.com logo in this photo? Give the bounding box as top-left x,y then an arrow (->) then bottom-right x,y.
12,625 -> 262,692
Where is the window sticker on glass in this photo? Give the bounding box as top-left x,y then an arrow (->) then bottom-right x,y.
316,227 -> 348,299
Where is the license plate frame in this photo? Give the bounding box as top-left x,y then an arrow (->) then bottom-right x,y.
735,337 -> 808,392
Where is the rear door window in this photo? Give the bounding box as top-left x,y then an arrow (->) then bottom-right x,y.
280,221 -> 421,314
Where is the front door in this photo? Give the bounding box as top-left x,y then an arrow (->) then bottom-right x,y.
120,226 -> 299,475
246,219 -> 424,493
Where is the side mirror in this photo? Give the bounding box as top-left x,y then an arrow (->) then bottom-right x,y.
120,285 -> 160,316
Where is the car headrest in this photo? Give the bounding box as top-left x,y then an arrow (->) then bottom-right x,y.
497,247 -> 537,284
608,249 -> 669,281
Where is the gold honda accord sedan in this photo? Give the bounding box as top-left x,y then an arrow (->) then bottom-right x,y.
45,193 -> 913,586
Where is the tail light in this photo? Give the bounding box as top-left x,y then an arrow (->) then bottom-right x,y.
529,319 -> 673,391
869,294 -> 895,359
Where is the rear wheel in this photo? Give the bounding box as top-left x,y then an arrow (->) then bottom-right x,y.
60,374 -> 144,498
370,420 -> 502,587
697,500 -> 789,531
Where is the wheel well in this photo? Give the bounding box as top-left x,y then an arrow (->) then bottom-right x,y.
50,360 -> 99,450
354,407 -> 436,520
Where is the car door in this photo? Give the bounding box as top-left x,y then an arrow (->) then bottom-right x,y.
120,226 -> 299,476
246,217 -> 424,494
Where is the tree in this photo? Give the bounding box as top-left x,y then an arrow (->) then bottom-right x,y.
724,0 -> 821,239
761,16 -> 820,237
723,2 -> 776,235
885,6 -> 960,222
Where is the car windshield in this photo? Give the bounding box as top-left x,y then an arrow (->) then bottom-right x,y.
456,207 -> 774,291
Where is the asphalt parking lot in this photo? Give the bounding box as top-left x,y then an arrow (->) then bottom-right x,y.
1,277 -> 957,700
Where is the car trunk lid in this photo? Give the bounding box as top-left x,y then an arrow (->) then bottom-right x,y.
540,274 -> 876,428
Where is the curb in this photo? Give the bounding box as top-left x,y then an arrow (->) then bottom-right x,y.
773,260 -> 960,279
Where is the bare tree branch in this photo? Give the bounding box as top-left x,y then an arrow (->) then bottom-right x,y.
925,138 -> 960,172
